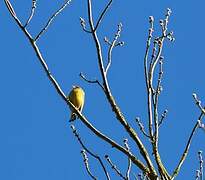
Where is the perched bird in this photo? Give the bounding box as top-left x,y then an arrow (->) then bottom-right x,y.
67,85 -> 85,121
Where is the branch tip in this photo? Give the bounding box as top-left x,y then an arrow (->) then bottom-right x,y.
80,72 -> 105,91
24,0 -> 38,27
149,16 -> 154,23
166,8 -> 172,16
35,0 -> 72,41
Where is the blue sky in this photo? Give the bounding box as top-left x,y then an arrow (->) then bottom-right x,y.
1,0 -> 205,179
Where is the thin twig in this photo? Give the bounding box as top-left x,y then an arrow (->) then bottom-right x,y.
196,170 -> 200,180
198,151 -> 204,180
144,16 -> 166,176
104,36 -> 124,47
105,23 -> 123,75
159,109 -> 168,127
4,1 -> 150,175
146,9 -> 173,180
71,125 -> 110,180
198,122 -> 205,132
155,56 -> 164,100
172,93 -> 205,179
24,0 -> 37,27
79,17 -> 92,33
115,41 -> 125,47
144,15 -> 154,89
193,93 -> 205,134
148,39 -> 163,91
171,117 -> 203,179
34,0 -> 72,41
124,139 -> 132,180
86,0 -> 157,178
104,37 -> 112,45
80,72 -> 105,91
144,16 -> 154,139
148,40 -> 157,77
153,56 -> 164,143
71,116 -> 150,176
195,151 -> 204,180
193,93 -> 205,115
5,0 -> 16,18
149,9 -> 172,89
105,155 -> 126,180
94,0 -> 113,31
135,118 -> 151,139
81,150 -> 97,180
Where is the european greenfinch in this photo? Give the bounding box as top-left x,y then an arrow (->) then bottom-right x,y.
68,86 -> 85,121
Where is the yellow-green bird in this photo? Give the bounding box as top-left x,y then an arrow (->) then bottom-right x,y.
67,85 -> 85,121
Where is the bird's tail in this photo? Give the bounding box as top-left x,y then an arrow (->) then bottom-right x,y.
69,113 -> 77,122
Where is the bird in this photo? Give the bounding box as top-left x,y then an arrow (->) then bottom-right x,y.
67,85 -> 85,122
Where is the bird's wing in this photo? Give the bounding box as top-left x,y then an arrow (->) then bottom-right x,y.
79,94 -> 84,112
79,89 -> 85,112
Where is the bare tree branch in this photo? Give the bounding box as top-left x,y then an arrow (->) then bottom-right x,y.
81,149 -> 97,180
159,109 -> 168,127
5,0 -> 16,18
195,151 -> 204,180
80,0 -> 113,33
105,23 -> 123,75
145,9 -> 174,180
149,9 -> 172,90
144,16 -> 154,139
24,0 -> 37,27
142,9 -> 174,180
196,170 -> 200,180
135,118 -> 151,139
94,0 -> 113,32
171,117 -> 203,179
79,17 -> 92,33
6,1 -> 197,179
104,36 -> 112,45
172,94 -> 205,179
148,40 -> 157,78
79,72 -> 105,91
34,0 -> 72,41
198,122 -> 205,132
153,56 -> 164,148
105,155 -> 126,180
124,139 -> 132,180
193,93 -> 205,115
104,36 -> 124,47
71,125 -> 110,180
154,56 -> 164,100
86,1 -> 157,178
198,151 -> 204,180
4,1 -> 150,176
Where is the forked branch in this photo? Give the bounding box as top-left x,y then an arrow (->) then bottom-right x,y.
86,0 -> 157,178
94,0 -> 113,31
143,9 -> 174,180
105,23 -> 123,75
80,72 -> 105,91
4,0 -> 150,176
34,0 -> 72,41
81,150 -> 97,180
71,125 -> 110,180
24,0 -> 37,27
105,155 -> 126,180
172,95 -> 205,179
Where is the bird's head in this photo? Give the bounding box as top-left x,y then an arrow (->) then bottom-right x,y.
72,85 -> 80,89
